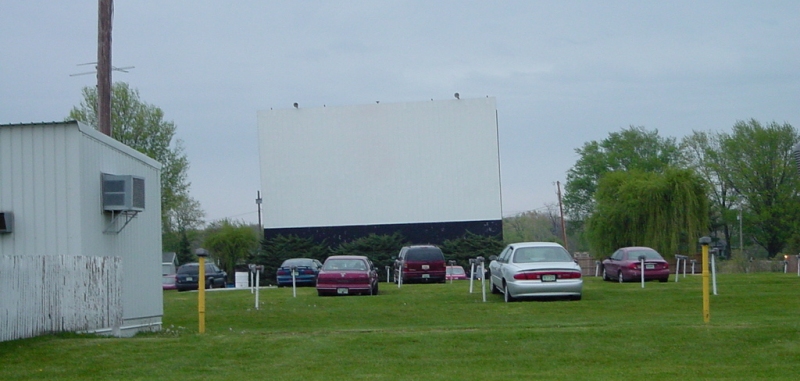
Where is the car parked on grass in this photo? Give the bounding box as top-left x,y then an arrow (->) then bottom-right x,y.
162,262 -> 177,290
175,262 -> 227,291
316,255 -> 379,296
489,242 -> 582,302
601,246 -> 670,283
394,245 -> 446,283
276,258 -> 323,287
446,265 -> 467,280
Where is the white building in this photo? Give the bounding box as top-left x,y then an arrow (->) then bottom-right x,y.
0,121 -> 163,341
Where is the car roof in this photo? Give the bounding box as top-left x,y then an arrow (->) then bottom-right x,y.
509,242 -> 565,248
620,246 -> 658,251
324,255 -> 368,261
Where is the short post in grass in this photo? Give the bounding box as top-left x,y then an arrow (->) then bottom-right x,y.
675,255 -> 688,282
699,237 -> 711,323
638,255 -> 646,288
711,250 -> 718,295
595,260 -> 601,277
448,260 -> 456,284
249,264 -> 256,294
797,254 -> 799,276
291,265 -> 297,298
477,257 -> 486,302
468,258 -> 476,294
385,266 -> 391,283
783,255 -> 789,273
254,265 -> 263,310
396,258 -> 403,288
196,248 -> 209,334
691,259 -> 696,275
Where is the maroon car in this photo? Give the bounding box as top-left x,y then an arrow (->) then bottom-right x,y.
601,246 -> 670,283
316,255 -> 379,296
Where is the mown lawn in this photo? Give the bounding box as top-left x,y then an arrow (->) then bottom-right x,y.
1,273 -> 799,380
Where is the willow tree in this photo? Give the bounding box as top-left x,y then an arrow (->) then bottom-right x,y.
585,169 -> 709,258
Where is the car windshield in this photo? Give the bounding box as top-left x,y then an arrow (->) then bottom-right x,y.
512,247 -> 573,263
627,249 -> 663,260
177,264 -> 199,274
281,258 -> 314,268
406,248 -> 443,261
323,259 -> 367,271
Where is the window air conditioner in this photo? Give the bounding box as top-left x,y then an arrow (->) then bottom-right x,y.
102,174 -> 145,212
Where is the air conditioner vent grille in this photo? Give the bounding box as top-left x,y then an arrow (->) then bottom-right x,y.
102,174 -> 145,212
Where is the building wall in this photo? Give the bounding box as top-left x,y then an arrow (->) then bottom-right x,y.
77,124 -> 163,328
0,121 -> 163,338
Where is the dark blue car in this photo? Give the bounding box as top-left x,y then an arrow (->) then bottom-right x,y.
276,258 -> 323,287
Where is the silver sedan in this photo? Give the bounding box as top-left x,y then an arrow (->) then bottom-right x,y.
489,242 -> 583,302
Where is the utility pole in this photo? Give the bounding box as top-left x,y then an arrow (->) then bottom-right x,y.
256,191 -> 263,239
97,0 -> 113,137
557,181 -> 568,250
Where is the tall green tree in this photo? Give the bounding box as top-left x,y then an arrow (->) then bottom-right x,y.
681,130 -> 738,257
204,219 -> 259,282
564,126 -> 682,221
68,82 -> 201,234
502,208 -> 561,244
716,120 -> 800,258
586,169 -> 709,258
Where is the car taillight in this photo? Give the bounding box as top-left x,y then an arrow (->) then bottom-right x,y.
627,262 -> 640,269
513,271 -> 582,280
277,269 -> 289,275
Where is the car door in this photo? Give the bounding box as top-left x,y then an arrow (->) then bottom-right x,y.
490,246 -> 512,287
605,250 -> 623,275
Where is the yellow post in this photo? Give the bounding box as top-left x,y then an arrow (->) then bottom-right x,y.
699,237 -> 711,323
196,248 -> 209,334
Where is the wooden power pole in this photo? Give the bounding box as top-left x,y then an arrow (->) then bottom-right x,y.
97,0 -> 113,137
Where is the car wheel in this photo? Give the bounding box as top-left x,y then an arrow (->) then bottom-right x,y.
503,282 -> 514,303
659,277 -> 668,283
572,294 -> 582,301
317,290 -> 324,297
618,271 -> 624,283
373,282 -> 379,295
602,267 -> 609,281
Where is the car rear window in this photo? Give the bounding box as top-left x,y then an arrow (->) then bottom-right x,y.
405,248 -> 444,261
447,267 -> 465,275
281,258 -> 314,267
512,247 -> 573,263
177,264 -> 199,274
323,259 -> 367,271
627,250 -> 663,260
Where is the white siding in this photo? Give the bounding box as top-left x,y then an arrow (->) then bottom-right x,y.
257,97 -> 502,228
0,123 -> 83,256
0,256 -> 122,342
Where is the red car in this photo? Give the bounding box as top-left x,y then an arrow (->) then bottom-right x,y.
446,265 -> 467,280
601,246 -> 670,283
316,255 -> 379,296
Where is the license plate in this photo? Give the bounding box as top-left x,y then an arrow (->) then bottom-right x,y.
541,274 -> 556,282
645,264 -> 655,270
422,274 -> 430,279
337,288 -> 349,295
422,265 -> 429,270
186,277 -> 193,281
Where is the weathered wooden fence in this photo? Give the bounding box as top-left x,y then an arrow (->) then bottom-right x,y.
0,256 -> 122,342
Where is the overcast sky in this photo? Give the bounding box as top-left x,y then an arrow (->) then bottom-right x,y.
3,1 -> 799,225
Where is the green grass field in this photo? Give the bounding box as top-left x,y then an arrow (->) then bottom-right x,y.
1,273 -> 799,380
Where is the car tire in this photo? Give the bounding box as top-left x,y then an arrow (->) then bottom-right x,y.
317,290 -> 324,297
503,282 -> 514,303
602,267 -> 610,281
659,277 -> 668,283
572,294 -> 582,301
491,281 -> 501,294
618,271 -> 624,283
372,283 -> 379,295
